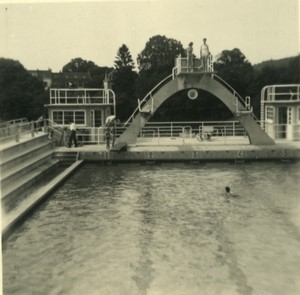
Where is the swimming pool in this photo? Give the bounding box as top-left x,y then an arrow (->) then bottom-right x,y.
2,162 -> 300,295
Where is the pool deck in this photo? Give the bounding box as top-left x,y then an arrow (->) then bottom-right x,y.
55,137 -> 300,163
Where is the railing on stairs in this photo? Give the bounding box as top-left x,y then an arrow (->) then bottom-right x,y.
210,74 -> 259,122
0,118 -> 43,143
123,74 -> 174,127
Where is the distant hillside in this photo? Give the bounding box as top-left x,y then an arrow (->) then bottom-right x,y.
253,55 -> 300,71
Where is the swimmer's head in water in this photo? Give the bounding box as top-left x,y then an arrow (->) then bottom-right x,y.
225,186 -> 230,193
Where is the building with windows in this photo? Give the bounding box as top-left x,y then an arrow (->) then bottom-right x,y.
29,69 -> 91,90
46,87 -> 115,128
261,84 -> 300,140
46,75 -> 116,129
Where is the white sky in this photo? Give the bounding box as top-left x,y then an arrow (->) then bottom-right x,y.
0,0 -> 299,72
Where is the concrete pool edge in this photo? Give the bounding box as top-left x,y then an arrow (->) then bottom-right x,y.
2,159 -> 84,239
55,142 -> 300,163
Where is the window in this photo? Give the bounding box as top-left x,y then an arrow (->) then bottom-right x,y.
53,111 -> 63,124
288,107 -> 292,124
266,106 -> 273,121
95,110 -> 102,127
51,110 -> 85,125
64,111 -> 74,124
75,111 -> 85,124
298,107 -> 300,121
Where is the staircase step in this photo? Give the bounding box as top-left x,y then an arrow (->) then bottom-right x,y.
2,160 -> 84,237
0,140 -> 53,168
0,134 -> 50,161
1,149 -> 54,182
2,159 -> 60,213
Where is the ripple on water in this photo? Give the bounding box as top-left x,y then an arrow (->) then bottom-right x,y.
2,163 -> 300,295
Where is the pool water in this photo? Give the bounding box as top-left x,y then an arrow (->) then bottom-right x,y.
2,162 -> 300,295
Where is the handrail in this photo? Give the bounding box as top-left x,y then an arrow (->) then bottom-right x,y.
45,118 -> 63,128
211,74 -> 259,121
261,84 -> 300,102
123,74 -> 173,127
0,118 -> 29,127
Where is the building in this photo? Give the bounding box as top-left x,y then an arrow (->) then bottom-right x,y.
261,84 -> 300,140
45,75 -> 115,129
29,69 -> 92,90
29,69 -> 53,90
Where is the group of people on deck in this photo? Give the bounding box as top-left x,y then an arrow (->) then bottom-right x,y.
186,38 -> 211,72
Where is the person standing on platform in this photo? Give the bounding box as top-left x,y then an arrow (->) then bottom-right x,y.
200,38 -> 210,71
186,42 -> 194,72
68,121 -> 78,148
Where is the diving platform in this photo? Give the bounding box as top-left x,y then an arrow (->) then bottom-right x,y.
113,56 -> 274,150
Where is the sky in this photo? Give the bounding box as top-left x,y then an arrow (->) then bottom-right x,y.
0,0 -> 299,72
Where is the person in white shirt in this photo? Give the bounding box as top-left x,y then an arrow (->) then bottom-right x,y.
200,38 -> 210,71
68,121 -> 78,148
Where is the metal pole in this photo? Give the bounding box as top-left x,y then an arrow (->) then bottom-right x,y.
15,125 -> 19,142
31,121 -> 35,137
233,121 -> 235,136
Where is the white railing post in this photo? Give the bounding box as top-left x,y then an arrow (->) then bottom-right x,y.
15,125 -> 19,142
31,121 -> 35,137
233,121 -> 235,136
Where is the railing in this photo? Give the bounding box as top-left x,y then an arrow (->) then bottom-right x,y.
210,74 -> 259,122
56,121 -> 247,146
0,118 -> 43,144
260,84 -> 300,131
123,74 -> 173,127
49,88 -> 115,105
0,118 -> 29,127
172,55 -> 214,77
139,121 -> 247,138
263,122 -> 300,140
261,84 -> 300,102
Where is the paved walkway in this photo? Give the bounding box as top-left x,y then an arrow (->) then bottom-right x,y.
2,133 -> 300,154
56,136 -> 300,153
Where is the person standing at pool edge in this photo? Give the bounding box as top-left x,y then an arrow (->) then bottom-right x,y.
200,38 -> 210,71
68,120 -> 78,148
186,42 -> 194,72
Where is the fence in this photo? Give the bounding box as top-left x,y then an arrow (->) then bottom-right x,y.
0,119 -> 250,146
0,118 -> 36,144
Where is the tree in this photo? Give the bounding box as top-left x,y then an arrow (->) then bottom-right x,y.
251,55 -> 300,118
214,48 -> 257,116
114,44 -> 135,70
137,35 -> 185,72
136,35 -> 185,99
214,48 -> 255,98
112,45 -> 137,121
62,57 -> 113,88
0,58 -> 46,121
62,57 -> 96,73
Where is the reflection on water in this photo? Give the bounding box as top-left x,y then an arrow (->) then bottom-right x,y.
2,163 -> 300,295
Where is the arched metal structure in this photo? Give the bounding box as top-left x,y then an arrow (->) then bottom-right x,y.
113,72 -> 274,150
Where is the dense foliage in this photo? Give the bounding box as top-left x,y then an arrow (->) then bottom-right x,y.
63,57 -> 113,88
0,58 -> 46,121
111,44 -> 138,121
136,35 -> 185,99
1,35 -> 299,123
